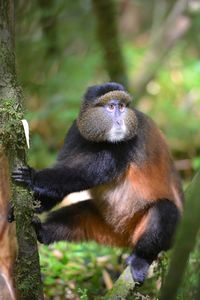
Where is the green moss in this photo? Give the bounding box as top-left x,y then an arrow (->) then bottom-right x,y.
0,99 -> 43,299
0,98 -> 25,151
103,267 -> 135,300
12,186 -> 43,300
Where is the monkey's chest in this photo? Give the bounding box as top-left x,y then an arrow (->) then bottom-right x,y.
90,172 -> 146,230
90,163 -> 173,230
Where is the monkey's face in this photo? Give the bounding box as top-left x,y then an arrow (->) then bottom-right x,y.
104,99 -> 137,142
77,99 -> 137,143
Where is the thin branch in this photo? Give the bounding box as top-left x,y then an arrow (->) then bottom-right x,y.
132,0 -> 190,101
159,170 -> 200,300
103,266 -> 135,300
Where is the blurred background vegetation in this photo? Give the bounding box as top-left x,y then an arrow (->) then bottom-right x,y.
15,0 -> 200,299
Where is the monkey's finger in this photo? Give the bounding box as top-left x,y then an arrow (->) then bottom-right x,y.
12,166 -> 33,181
17,166 -> 32,172
12,176 -> 31,184
12,167 -> 31,176
12,172 -> 28,178
13,170 -> 29,177
12,173 -> 28,180
11,176 -> 28,182
11,175 -> 32,188
12,173 -> 26,179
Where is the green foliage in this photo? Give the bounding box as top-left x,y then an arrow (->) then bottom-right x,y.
78,288 -> 88,300
192,156 -> 200,171
14,1 -> 200,299
40,242 -> 174,299
125,43 -> 200,155
19,41 -> 200,169
40,242 -> 123,299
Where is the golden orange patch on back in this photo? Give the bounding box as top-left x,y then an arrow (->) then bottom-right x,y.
127,162 -> 174,203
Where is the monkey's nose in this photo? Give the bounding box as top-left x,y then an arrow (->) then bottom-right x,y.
116,119 -> 123,126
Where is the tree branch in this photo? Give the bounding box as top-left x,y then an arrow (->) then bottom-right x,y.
103,266 -> 135,300
159,170 -> 200,300
132,0 -> 191,100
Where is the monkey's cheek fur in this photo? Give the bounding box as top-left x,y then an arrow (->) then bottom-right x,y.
77,109 -> 112,142
77,107 -> 138,143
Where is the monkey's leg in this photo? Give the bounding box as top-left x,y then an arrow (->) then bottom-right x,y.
127,199 -> 180,283
33,200 -> 124,246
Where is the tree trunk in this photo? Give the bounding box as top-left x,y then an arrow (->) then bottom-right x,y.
92,0 -> 128,88
0,1 -> 43,299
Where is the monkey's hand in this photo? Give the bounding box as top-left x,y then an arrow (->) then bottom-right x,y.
12,166 -> 35,189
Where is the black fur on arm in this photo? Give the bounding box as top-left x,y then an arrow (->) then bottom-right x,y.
12,123 -> 130,211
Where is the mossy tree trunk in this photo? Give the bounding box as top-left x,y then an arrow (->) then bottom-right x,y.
92,0 -> 128,88
0,0 -> 43,299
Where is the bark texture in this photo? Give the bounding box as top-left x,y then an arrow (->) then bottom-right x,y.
0,0 -> 43,299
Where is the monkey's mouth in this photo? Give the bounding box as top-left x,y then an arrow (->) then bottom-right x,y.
108,126 -> 127,142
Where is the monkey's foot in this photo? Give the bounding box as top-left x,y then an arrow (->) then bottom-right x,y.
12,166 -> 35,188
32,216 -> 45,244
32,216 -> 52,245
126,253 -> 150,284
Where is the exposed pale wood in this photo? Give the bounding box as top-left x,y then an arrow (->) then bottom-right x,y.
0,150 -> 16,300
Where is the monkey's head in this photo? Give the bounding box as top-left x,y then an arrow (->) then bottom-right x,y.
77,82 -> 138,143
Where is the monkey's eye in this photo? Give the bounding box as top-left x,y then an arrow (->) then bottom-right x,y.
119,103 -> 126,112
107,104 -> 115,112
